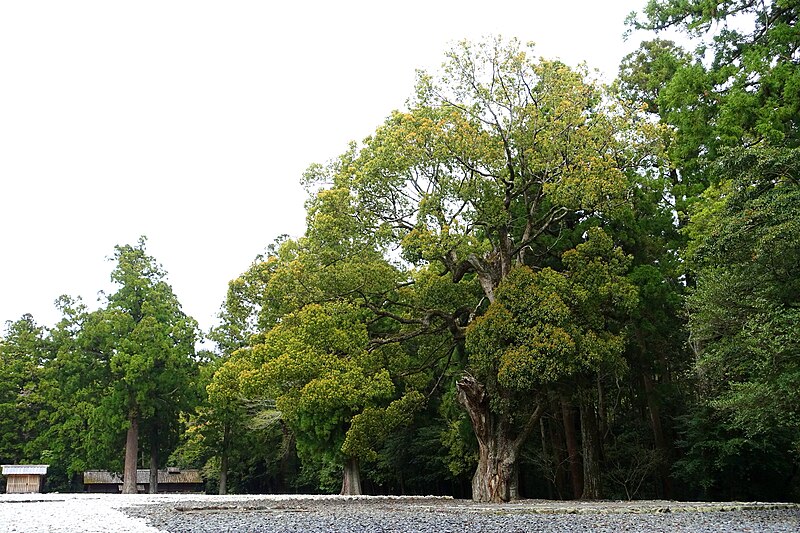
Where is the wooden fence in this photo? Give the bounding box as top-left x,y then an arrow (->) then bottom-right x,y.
6,474 -> 42,493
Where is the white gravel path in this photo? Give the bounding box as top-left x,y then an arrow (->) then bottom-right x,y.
0,493 -> 166,532
2,493 -> 799,533
0,493 -> 407,532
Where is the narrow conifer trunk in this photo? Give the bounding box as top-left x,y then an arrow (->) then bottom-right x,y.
579,399 -> 602,499
560,399 -> 583,499
219,423 -> 229,495
219,422 -> 231,495
546,414 -> 567,499
122,413 -> 139,494
149,436 -> 158,494
340,457 -> 362,495
219,452 -> 228,495
643,372 -> 673,498
540,418 -> 554,499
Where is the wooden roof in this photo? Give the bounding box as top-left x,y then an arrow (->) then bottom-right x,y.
83,468 -> 202,484
2,465 -> 49,475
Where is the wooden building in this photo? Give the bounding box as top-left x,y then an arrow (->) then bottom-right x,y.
2,464 -> 49,494
83,468 -> 203,493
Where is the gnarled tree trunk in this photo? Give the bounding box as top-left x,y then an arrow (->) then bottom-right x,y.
457,375 -> 543,503
340,457 -> 362,495
122,412 -> 139,494
471,425 -> 517,502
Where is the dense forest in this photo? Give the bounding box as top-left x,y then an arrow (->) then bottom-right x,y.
2,1 -> 798,503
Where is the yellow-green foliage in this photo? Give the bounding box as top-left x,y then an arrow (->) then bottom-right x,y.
234,302 -> 411,463
342,391 -> 425,461
466,228 -> 637,398
308,38 -> 656,279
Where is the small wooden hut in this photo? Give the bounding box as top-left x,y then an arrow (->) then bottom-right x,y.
2,465 -> 49,493
83,468 -> 203,493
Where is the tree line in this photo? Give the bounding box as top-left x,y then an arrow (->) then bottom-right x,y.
2,1 -> 798,502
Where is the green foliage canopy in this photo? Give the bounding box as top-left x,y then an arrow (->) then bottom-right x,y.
467,228 -> 637,405
688,147 -> 800,437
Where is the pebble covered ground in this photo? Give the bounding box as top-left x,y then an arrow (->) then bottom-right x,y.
1,494 -> 799,532
124,495 -> 800,533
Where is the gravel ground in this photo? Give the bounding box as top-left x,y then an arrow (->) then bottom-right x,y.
125,495 -> 800,533
2,494 -> 798,532
0,493 -> 161,532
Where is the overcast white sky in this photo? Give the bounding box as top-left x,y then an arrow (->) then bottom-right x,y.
1,1 -> 656,337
